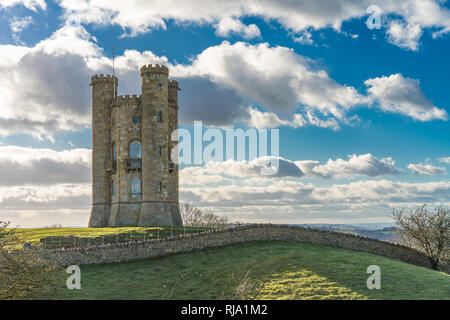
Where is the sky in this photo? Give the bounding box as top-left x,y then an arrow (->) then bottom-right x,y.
0,0 -> 449,227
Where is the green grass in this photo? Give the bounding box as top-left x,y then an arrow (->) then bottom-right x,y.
53,241 -> 450,300
13,226 -> 209,248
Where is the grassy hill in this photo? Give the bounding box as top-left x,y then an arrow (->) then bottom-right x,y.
53,241 -> 449,300
14,226 -> 209,248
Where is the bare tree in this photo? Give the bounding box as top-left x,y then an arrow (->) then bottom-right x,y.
180,203 -> 229,228
393,205 -> 449,270
0,221 -> 62,299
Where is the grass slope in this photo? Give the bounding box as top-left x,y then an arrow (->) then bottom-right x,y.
55,241 -> 450,300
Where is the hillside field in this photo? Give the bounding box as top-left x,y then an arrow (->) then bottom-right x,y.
51,241 -> 449,300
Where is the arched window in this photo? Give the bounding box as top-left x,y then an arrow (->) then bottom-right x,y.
158,182 -> 162,192
112,144 -> 116,160
157,111 -> 162,122
129,141 -> 142,159
158,146 -> 162,156
131,177 -> 141,194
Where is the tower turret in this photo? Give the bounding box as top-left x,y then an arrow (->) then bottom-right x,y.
138,64 -> 174,225
89,74 -> 118,227
168,79 -> 182,224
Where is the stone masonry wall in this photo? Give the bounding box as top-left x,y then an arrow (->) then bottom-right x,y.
38,225 -> 442,271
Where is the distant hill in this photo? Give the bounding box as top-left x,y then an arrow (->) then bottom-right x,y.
297,222 -> 395,231
297,223 -> 401,242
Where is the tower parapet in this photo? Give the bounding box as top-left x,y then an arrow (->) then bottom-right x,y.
115,95 -> 142,106
91,74 -> 118,83
140,64 -> 169,78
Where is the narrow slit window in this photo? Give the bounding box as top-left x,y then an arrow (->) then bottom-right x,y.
157,111 -> 162,122
131,177 -> 141,194
158,182 -> 162,192
129,141 -> 142,159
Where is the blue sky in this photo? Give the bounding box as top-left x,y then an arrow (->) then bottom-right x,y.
0,0 -> 449,227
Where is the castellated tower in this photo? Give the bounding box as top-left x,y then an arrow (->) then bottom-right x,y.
88,65 -> 182,227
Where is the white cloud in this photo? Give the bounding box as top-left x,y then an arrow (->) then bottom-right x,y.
246,107 -> 344,130
0,146 -> 91,185
56,0 -> 450,49
364,73 -> 448,121
295,153 -> 398,179
386,21 -> 423,51
214,17 -> 261,39
180,154 -> 398,184
0,25 -> 110,139
0,183 -> 91,227
438,157 -> 450,164
408,163 -> 446,175
9,15 -> 33,33
4,176 -> 449,226
0,145 -> 91,226
246,107 -> 306,129
0,30 -> 368,137
293,30 -> 314,45
0,0 -> 46,11
181,178 -> 450,223
384,0 -> 450,50
206,157 -> 305,178
35,24 -> 101,57
178,41 -> 364,120
0,147 -> 445,226
180,167 -> 232,186
0,183 -> 90,204
0,25 -> 445,139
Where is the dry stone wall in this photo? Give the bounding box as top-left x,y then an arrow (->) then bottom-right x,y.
36,224 -> 442,271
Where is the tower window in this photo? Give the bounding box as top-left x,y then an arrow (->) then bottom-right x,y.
157,111 -> 162,122
158,146 -> 162,156
158,82 -> 162,88
129,141 -> 142,159
158,182 -> 162,192
131,177 -> 141,194
112,144 -> 116,160
112,180 -> 115,195
132,116 -> 140,123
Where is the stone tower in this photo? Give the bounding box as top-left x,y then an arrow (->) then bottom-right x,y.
88,65 -> 183,227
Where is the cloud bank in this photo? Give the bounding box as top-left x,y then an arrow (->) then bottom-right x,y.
55,0 -> 450,50
1,25 -> 446,140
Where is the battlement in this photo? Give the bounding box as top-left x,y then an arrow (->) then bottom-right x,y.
168,79 -> 179,88
90,74 -> 118,85
115,94 -> 141,105
140,64 -> 169,77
